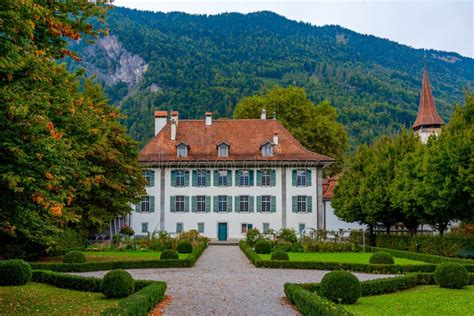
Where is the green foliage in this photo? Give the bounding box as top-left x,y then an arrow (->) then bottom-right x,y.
119,225 -> 135,237
176,230 -> 207,247
320,271 -> 362,304
369,252 -> 395,265
0,260 -> 32,285
271,250 -> 290,261
245,228 -> 262,247
102,269 -> 135,298
63,251 -> 86,264
277,228 -> 298,244
33,270 -> 103,292
303,242 -> 361,253
49,228 -> 86,256
434,263 -> 469,289
255,240 -> 272,254
176,241 -> 193,254
160,250 -> 179,260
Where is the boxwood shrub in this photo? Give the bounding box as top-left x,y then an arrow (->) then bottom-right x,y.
0,259 -> 32,285
63,251 -> 86,264
319,271 -> 361,304
160,249 -> 179,260
255,240 -> 272,254
369,252 -> 395,264
271,250 -> 289,261
434,262 -> 469,289
176,241 -> 193,254
102,269 -> 135,298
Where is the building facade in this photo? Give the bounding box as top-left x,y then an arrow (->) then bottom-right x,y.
128,110 -> 334,240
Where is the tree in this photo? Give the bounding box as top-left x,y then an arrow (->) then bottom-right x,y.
233,86 -> 348,174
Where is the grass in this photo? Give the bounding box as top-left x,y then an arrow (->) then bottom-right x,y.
345,285 -> 474,315
258,252 -> 429,265
39,251 -> 188,263
0,282 -> 119,315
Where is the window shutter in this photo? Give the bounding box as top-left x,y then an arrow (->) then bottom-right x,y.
306,170 -> 312,186
271,196 -> 276,213
184,170 -> 190,186
235,196 -> 240,212
135,202 -> 141,213
307,196 -> 313,213
256,170 -> 262,186
213,170 -> 219,186
292,196 -> 297,213
249,170 -> 254,186
170,196 -> 176,212
271,170 -> 276,186
150,196 -> 155,212
235,170 -> 241,186
192,196 -> 197,212
171,170 -> 176,187
206,170 -> 211,186
249,196 -> 254,212
149,170 -> 155,187
213,196 -> 218,212
206,196 -> 211,212
227,196 -> 232,212
256,196 -> 262,212
227,170 -> 232,186
292,170 -> 297,186
184,196 -> 190,212
192,170 -> 197,187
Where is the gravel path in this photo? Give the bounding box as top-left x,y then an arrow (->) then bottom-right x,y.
73,246 -> 396,315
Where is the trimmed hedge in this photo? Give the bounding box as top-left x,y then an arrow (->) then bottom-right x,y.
160,250 -> 179,260
271,250 -> 289,261
369,252 -> 394,264
304,242 -> 362,253
0,259 -> 32,285
255,240 -> 272,254
176,241 -> 193,254
63,251 -> 86,263
434,262 -> 469,289
102,269 -> 135,298
320,271 -> 361,304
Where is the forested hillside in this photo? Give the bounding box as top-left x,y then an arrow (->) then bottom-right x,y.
67,7 -> 474,147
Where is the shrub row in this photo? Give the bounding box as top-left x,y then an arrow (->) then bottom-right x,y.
30,241 -> 208,272
304,242 -> 362,253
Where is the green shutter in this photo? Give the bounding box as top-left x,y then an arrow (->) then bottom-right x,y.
249,196 -> 254,212
307,196 -> 312,213
257,170 -> 262,186
192,170 -> 197,187
235,196 -> 240,212
135,202 -> 141,213
184,196 -> 190,212
206,196 -> 211,212
149,170 -> 155,186
170,196 -> 176,212
307,170 -> 312,186
292,170 -> 297,186
256,196 -> 262,212
249,170 -> 254,186
271,196 -> 276,213
213,196 -> 218,212
227,196 -> 232,212
214,170 -> 219,186
236,170 -> 241,186
292,196 -> 297,213
227,170 -> 232,186
171,170 -> 176,187
271,170 -> 276,186
150,196 -> 155,212
184,170 -> 190,186
206,170 -> 211,186
192,196 -> 197,212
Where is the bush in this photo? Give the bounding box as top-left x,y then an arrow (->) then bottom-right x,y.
50,228 -> 86,256
63,251 -> 86,263
176,241 -> 193,254
368,246 -> 474,265
274,241 -> 304,252
369,252 -> 395,264
102,269 -> 135,298
0,260 -> 32,285
160,249 -> 179,260
303,241 -> 361,253
277,228 -> 298,244
246,228 -> 262,247
255,240 -> 272,254
319,271 -> 362,304
434,262 -> 468,289
271,250 -> 289,261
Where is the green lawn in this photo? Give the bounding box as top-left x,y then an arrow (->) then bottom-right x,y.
258,252 -> 428,265
40,251 -> 188,263
345,285 -> 474,315
0,282 -> 119,315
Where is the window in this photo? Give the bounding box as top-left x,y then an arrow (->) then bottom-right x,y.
261,170 -> 271,186
263,223 -> 270,234
297,195 -> 307,213
143,170 -> 154,187
241,223 -> 253,233
240,195 -> 249,212
239,170 -> 249,186
299,223 -> 306,234
197,195 -> 206,213
198,222 -> 205,233
176,222 -> 183,233
262,144 -> 273,157
140,196 -> 150,212
297,170 -> 307,186
218,195 -> 228,212
177,144 -> 188,157
176,170 -> 185,187
141,222 -> 148,233
261,195 -> 271,212
175,195 -> 185,212
218,144 -> 229,158
197,170 -> 207,187
218,170 -> 228,186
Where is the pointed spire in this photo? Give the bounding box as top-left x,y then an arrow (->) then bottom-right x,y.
412,68 -> 444,130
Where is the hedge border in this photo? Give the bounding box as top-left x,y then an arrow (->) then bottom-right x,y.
239,241 -> 474,273
366,246 -> 474,265
32,270 -> 166,316
30,241 -> 208,272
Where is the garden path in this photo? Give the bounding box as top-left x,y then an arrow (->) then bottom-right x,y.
74,246 -> 396,315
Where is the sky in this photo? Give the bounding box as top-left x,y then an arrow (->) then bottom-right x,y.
113,0 -> 474,58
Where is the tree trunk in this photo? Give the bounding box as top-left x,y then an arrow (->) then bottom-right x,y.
368,224 -> 376,246
385,224 -> 391,234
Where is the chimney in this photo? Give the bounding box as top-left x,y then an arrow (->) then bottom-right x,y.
154,111 -> 167,136
171,120 -> 177,141
273,132 -> 279,145
261,109 -> 266,120
171,111 -> 179,125
205,112 -> 212,126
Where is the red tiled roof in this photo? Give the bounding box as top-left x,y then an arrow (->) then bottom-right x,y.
323,174 -> 339,200
154,111 -> 168,117
139,119 -> 334,163
412,69 -> 445,129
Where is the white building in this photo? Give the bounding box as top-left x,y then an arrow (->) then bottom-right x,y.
126,110 -> 334,240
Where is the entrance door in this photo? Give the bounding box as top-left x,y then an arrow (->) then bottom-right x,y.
218,223 -> 228,241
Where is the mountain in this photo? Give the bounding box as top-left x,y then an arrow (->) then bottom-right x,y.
66,7 -> 474,147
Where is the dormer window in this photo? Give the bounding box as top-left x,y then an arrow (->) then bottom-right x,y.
177,143 -> 189,157
262,143 -> 274,157
217,142 -> 229,158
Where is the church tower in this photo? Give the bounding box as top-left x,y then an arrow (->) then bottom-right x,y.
412,68 -> 445,143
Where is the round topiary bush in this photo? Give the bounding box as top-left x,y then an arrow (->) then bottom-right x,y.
320,271 -> 361,304
0,260 -> 32,285
369,251 -> 395,264
271,250 -> 289,261
102,269 -> 135,298
176,241 -> 193,254
255,240 -> 272,254
434,262 -> 468,289
63,251 -> 86,264
160,249 -> 179,260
